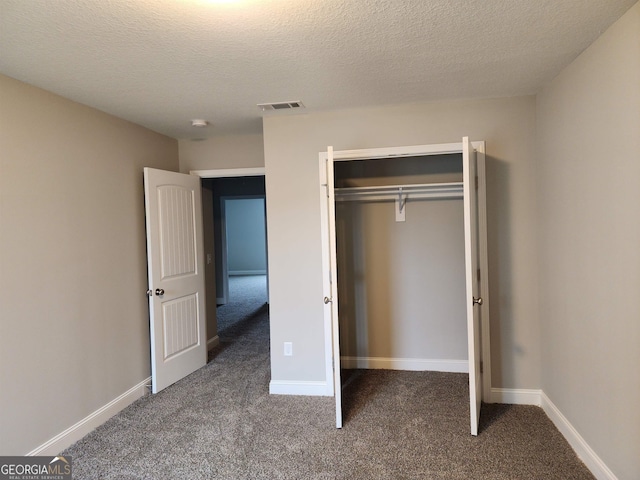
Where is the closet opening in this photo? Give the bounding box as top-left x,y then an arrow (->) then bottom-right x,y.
199,171 -> 269,361
334,153 -> 466,373
319,139 -> 490,435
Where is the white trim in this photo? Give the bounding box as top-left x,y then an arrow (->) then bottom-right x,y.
207,335 -> 220,349
332,142 -> 465,161
229,270 -> 267,276
541,392 -> 618,480
490,387 -> 542,405
27,377 -> 151,456
489,388 -> 617,479
190,167 -> 265,178
269,380 -> 331,396
341,356 -> 469,373
220,194 -> 268,305
188,168 -> 269,310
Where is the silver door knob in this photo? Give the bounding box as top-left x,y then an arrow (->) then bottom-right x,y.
324,296 -> 332,304
473,297 -> 483,306
155,288 -> 165,296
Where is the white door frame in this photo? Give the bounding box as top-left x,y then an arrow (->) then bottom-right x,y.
221,194 -> 268,276
190,167 -> 266,178
191,167 -> 267,305
319,141 -> 492,405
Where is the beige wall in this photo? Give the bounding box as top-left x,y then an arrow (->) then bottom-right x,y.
336,199 -> 467,362
0,74 -> 179,455
536,3 -> 640,478
263,96 -> 539,388
178,134 -> 264,172
335,157 -> 467,362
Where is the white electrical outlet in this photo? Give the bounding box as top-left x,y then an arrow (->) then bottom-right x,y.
284,342 -> 293,356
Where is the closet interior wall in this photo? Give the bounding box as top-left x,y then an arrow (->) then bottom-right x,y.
334,154 -> 469,370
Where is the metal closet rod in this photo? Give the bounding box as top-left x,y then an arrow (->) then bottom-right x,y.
334,182 -> 463,202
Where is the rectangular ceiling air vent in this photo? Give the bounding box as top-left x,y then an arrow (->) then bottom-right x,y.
257,101 -> 305,111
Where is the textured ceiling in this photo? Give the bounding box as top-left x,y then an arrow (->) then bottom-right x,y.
0,0 -> 636,138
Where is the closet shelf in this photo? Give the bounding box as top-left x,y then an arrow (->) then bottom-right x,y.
334,182 -> 463,202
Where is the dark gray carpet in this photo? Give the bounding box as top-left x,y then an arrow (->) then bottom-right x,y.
215,274 -> 268,336
63,275 -> 594,479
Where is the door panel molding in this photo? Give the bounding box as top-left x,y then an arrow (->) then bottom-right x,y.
144,168 -> 207,394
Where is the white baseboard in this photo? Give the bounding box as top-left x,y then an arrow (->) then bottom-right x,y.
340,356 -> 469,373
490,387 -> 542,405
541,392 -> 618,480
27,377 -> 151,456
207,335 -> 220,349
229,270 -> 267,276
269,380 -> 331,396
490,389 -> 617,479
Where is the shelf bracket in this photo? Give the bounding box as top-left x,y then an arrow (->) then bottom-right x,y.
395,187 -> 406,222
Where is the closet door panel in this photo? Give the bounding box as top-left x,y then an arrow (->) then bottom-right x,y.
325,146 -> 343,429
463,137 -> 482,436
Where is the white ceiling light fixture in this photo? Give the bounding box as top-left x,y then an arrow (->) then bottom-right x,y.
191,119 -> 209,127
257,101 -> 305,112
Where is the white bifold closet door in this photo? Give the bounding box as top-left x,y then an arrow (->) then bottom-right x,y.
321,137 -> 485,435
462,137 -> 482,436
323,146 -> 343,428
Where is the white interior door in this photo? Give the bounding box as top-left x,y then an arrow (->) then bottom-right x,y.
463,137 -> 482,435
324,147 -> 343,428
144,167 -> 207,394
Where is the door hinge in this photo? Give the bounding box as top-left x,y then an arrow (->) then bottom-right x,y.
475,175 -> 479,190
477,268 -> 481,282
480,361 -> 484,374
